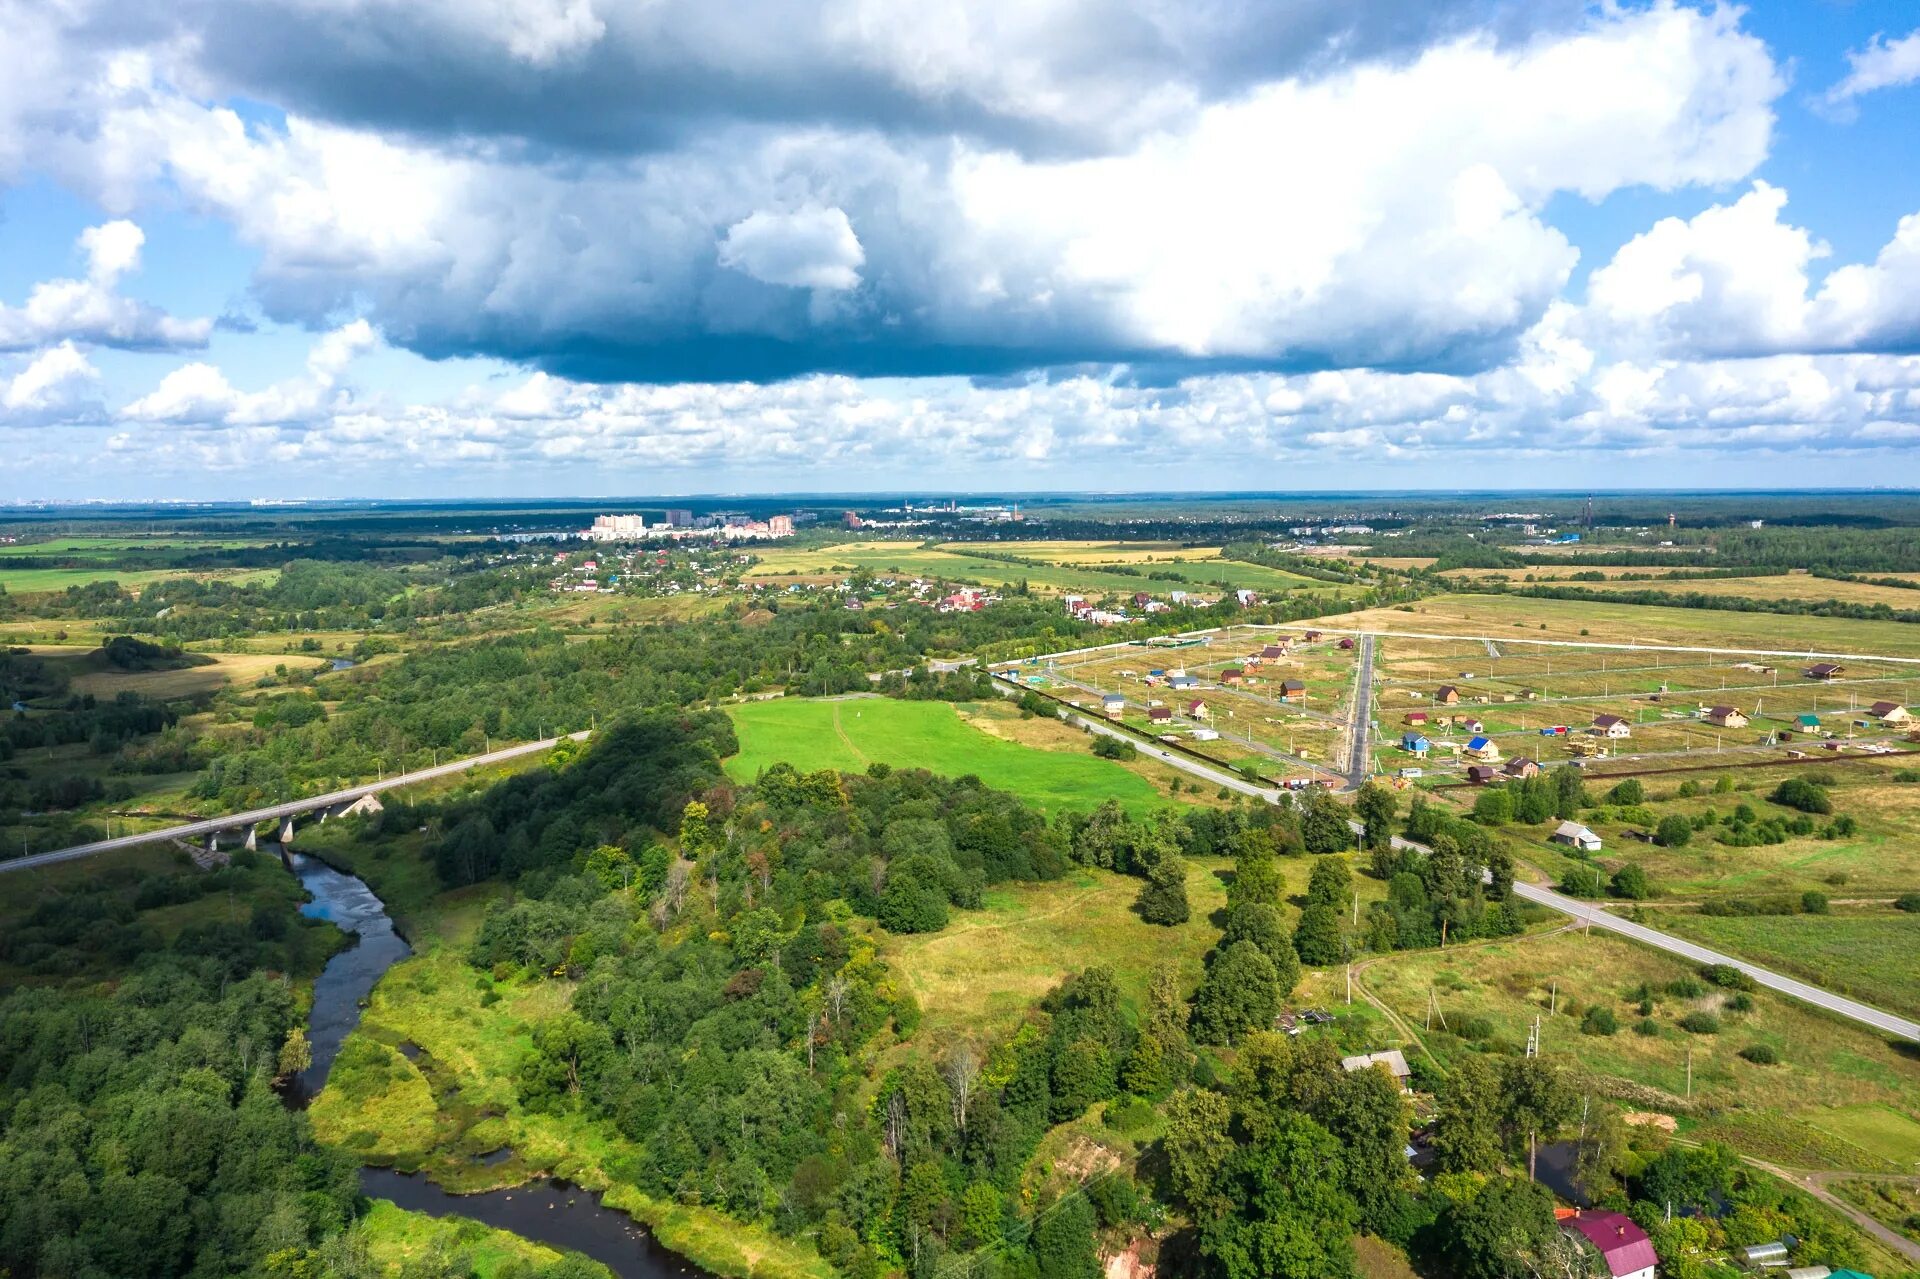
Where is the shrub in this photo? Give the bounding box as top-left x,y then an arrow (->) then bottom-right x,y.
1726,993 -> 1754,1013
1770,778 -> 1832,814
1102,1095 -> 1154,1134
1665,977 -> 1706,999
1607,779 -> 1645,805
1459,1016 -> 1497,1042
1897,893 -> 1920,913
1701,964 -> 1755,991
1679,1012 -> 1721,1035
1893,769 -> 1920,783
1739,1044 -> 1780,1065
1676,780 -> 1701,798
1581,1006 -> 1618,1036
1092,735 -> 1138,761
1713,774 -> 1736,794
1609,865 -> 1652,901
1800,890 -> 1830,915
1560,866 -> 1606,898
1655,815 -> 1692,848
1634,1018 -> 1660,1037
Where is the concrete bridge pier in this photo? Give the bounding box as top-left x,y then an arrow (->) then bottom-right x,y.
206,832 -> 220,854
278,816 -> 296,845
244,826 -> 257,852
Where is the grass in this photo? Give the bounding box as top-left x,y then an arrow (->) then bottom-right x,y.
0,565 -> 277,594
1570,572 -> 1920,610
724,697 -> 1173,815
1356,927 -> 1920,1173
356,1199 -> 582,1279
58,648 -> 332,699
1831,1179 -> 1920,1244
1656,910 -> 1920,1023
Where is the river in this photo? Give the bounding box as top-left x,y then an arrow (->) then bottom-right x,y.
286,850 -> 712,1279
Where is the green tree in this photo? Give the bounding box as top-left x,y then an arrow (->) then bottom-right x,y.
1609,865 -> 1652,900
1354,781 -> 1398,851
1291,904 -> 1345,966
1305,858 -> 1352,912
1031,1193 -> 1101,1279
1472,788 -> 1514,826
1136,855 -> 1191,925
1501,1058 -> 1578,1176
1431,1056 -> 1503,1173
1192,941 -> 1282,1045
1550,766 -> 1587,819
1229,829 -> 1283,908
1221,902 -> 1300,992
958,1182 -> 1004,1248
1439,1176 -> 1563,1279
1300,791 -> 1353,854
1655,815 -> 1692,847
1164,1087 -> 1237,1218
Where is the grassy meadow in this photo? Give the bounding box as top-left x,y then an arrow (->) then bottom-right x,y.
724,696 -> 1177,815
1657,909 -> 1920,1023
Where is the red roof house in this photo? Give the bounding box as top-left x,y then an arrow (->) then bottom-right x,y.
1562,1212 -> 1657,1279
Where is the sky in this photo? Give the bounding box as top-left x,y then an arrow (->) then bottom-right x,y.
3,1 -> 1920,499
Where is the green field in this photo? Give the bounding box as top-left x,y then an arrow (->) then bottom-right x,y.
0,564 -> 278,593
1658,910 -> 1920,1023
724,696 -> 1170,814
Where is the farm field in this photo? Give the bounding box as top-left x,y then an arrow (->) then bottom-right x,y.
1359,928 -> 1920,1176
0,535 -> 272,557
723,696 -> 1175,815
1561,571 -> 1920,609
1655,909 -> 1920,1022
21,643 -> 334,699
1311,593 -> 1920,657
0,565 -> 278,594
1439,565 -> 1710,581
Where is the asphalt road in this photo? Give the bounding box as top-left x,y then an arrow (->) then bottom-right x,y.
1,732 -> 593,875
1342,633 -> 1376,789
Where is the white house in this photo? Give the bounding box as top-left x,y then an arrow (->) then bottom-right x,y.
1550,821 -> 1603,852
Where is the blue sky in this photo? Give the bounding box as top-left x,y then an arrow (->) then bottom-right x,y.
3,0 -> 1920,498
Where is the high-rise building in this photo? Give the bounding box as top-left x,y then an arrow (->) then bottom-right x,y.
665,508 -> 693,527
768,515 -> 794,536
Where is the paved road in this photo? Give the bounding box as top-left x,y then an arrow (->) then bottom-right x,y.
1,732 -> 592,875
1341,633 -> 1376,788
1305,625 -> 1920,667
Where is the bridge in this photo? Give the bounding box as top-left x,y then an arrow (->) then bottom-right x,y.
1,732 -> 591,875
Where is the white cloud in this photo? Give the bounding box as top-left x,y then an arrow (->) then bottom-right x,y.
0,221 -> 213,353
1822,28 -> 1920,116
1,343 -> 101,423
6,1 -> 1780,379
119,321 -> 381,425
718,206 -> 865,291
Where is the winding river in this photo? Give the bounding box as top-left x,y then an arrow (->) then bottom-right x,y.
286,851 -> 712,1279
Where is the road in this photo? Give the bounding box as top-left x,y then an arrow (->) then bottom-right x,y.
1304,625 -> 1920,667
0,732 -> 592,875
1341,633 -> 1376,788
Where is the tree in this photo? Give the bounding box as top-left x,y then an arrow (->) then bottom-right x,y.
1050,1036 -> 1117,1120
1485,846 -> 1515,901
1221,903 -> 1300,993
1300,791 -> 1353,854
1431,1055 -> 1503,1173
1472,788 -> 1513,826
1305,858 -> 1352,912
1136,855 -> 1191,924
1501,1058 -> 1578,1177
1316,1063 -> 1412,1230
1550,766 -> 1587,819
1559,866 -> 1605,898
275,1027 -> 312,1082
879,870 -> 949,933
1770,778 -> 1831,814
1354,781 -> 1398,850
1655,815 -> 1692,847
958,1182 -> 1004,1248
1439,1176 -> 1565,1279
1031,1193 -> 1101,1279
1165,1087 -> 1238,1218
1291,904 -> 1345,966
1609,865 -> 1652,900
1192,941 -> 1281,1045
1229,829 -> 1282,908
1606,779 -> 1644,805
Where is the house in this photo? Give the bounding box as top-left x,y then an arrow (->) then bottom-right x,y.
1561,1212 -> 1657,1279
1303,630 -> 1323,641
1503,757 -> 1540,779
1260,644 -> 1287,659
1464,735 -> 1500,760
1221,667 -> 1246,686
1235,589 -> 1258,606
1704,706 -> 1749,728
1102,695 -> 1126,717
1871,701 -> 1910,723
1186,699 -> 1210,720
1796,713 -> 1822,730
1149,706 -> 1173,722
1338,637 -> 1356,650
1169,675 -> 1200,691
1435,685 -> 1461,705
1279,679 -> 1307,700
1551,821 -> 1603,852
1466,764 -> 1497,784
1460,717 -> 1485,733
1401,733 -> 1431,756
1592,714 -> 1632,739
1133,593 -> 1152,607
1191,728 -> 1220,741
1804,663 -> 1845,680
1340,1050 -> 1412,1093
1405,710 -> 1430,726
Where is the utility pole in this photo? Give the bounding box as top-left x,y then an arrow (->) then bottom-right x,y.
1686,1045 -> 1693,1100
1346,967 -> 1352,1006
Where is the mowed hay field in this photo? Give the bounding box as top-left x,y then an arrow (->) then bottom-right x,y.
1311,593 -> 1920,657
29,645 -> 333,699
724,696 -> 1172,815
1568,571 -> 1920,609
1361,928 -> 1920,1173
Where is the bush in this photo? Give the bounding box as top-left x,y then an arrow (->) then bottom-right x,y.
1897,893 -> 1920,913
1092,735 -> 1138,761
1606,779 -> 1645,805
1701,964 -> 1755,991
1102,1095 -> 1154,1135
1893,769 -> 1920,783
1560,866 -> 1606,898
1800,890 -> 1830,915
1665,977 -> 1706,999
1459,1016 -> 1497,1042
1609,865 -> 1652,900
1769,778 -> 1832,814
1581,1006 -> 1618,1036
1679,1012 -> 1721,1035
1634,1018 -> 1661,1037
1655,815 -> 1692,848
1726,993 -> 1753,1013
1739,1044 -> 1780,1065
1676,780 -> 1701,798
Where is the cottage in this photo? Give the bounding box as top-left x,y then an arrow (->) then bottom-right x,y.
1796,713 -> 1822,730
1704,705 -> 1749,728
1551,821 -> 1603,852
1190,728 -> 1220,742
1466,764 -> 1497,785
1405,710 -> 1429,726
1101,695 -> 1126,717
1221,667 -> 1245,686
1339,1050 -> 1412,1093
1186,699 -> 1210,720
1871,700 -> 1910,723
1503,757 -> 1541,779
1592,714 -> 1632,739
1168,674 -> 1200,691
1279,679 -> 1307,700
1804,663 -> 1845,680
1303,630 -> 1323,641
1400,733 -> 1431,756
1464,735 -> 1500,760
1260,644 -> 1287,659
1148,707 -> 1173,722
1435,685 -> 1461,705
1338,637 -> 1356,650
1460,717 -> 1485,733
1561,1212 -> 1657,1279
